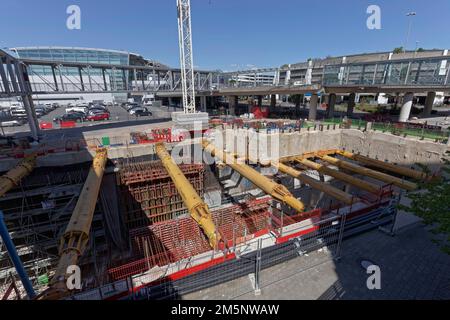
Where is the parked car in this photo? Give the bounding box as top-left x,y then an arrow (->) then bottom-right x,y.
125,103 -> 141,111
86,113 -> 110,121
53,112 -> 85,122
1,120 -> 24,127
89,106 -> 109,114
66,106 -> 88,114
129,107 -> 146,115
133,109 -> 153,117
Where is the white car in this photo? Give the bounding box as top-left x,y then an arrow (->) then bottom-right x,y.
66,106 -> 88,114
1,120 -> 23,127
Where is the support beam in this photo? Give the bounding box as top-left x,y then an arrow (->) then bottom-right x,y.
336,150 -> 429,181
296,158 -> 381,194
155,143 -> 219,248
200,95 -> 207,112
275,162 -> 357,205
228,95 -> 237,116
308,93 -> 318,121
0,154 -> 36,197
422,91 -> 436,117
347,92 -> 356,117
319,155 -> 417,190
257,95 -> 262,107
0,210 -> 36,299
327,93 -> 336,118
270,94 -> 276,108
39,149 -> 108,300
398,92 -> 414,122
202,141 -> 305,213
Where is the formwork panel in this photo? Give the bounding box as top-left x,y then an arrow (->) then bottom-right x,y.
117,160 -> 205,228
108,198 -> 272,281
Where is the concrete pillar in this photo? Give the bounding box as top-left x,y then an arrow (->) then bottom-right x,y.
308,93 -> 318,121
270,94 -> 276,108
422,91 -> 436,117
347,92 -> 356,117
168,97 -> 174,110
257,96 -> 262,107
200,96 -> 207,112
327,93 -> 336,118
228,96 -> 237,116
399,92 -> 414,122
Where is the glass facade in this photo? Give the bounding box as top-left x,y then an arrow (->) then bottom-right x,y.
322,57 -> 450,86
12,47 -> 129,76
11,47 -> 131,91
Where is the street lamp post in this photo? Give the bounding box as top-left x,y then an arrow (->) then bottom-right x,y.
404,12 -> 417,53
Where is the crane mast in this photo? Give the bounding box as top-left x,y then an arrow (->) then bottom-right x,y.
177,0 -> 197,114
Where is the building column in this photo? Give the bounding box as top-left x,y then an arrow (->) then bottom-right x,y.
347,92 -> 356,117
308,93 -> 318,121
257,95 -> 263,107
168,97 -> 174,110
270,94 -> 276,108
23,95 -> 40,141
200,96 -> 207,112
422,91 -> 436,117
228,96 -> 237,116
327,93 -> 336,118
398,92 -> 414,122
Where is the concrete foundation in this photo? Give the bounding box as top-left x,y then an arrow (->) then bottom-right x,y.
171,111 -> 209,130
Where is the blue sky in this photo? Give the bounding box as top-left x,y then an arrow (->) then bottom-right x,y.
1,0 -> 449,70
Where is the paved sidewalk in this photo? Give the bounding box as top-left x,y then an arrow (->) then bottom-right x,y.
183,224 -> 450,300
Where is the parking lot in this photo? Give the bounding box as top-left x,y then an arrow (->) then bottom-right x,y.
0,103 -> 173,136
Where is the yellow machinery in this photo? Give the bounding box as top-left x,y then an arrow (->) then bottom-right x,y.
202,140 -> 305,213
39,149 -> 108,300
319,154 -> 417,191
0,154 -> 36,197
336,150 -> 429,181
155,143 -> 220,248
295,157 -> 381,194
275,162 -> 358,205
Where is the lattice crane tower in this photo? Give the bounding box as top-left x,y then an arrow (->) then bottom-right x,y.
177,0 -> 196,114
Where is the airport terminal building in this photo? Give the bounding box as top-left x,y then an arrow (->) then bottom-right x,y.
7,47 -> 168,104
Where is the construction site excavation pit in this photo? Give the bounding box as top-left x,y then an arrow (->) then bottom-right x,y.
0,125 -> 447,300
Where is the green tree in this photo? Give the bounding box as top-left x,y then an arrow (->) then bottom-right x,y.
393,47 -> 404,54
398,152 -> 450,254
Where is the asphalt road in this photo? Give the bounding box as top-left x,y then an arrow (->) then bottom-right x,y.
0,104 -> 171,137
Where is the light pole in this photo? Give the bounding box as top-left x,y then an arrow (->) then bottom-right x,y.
404,12 -> 417,53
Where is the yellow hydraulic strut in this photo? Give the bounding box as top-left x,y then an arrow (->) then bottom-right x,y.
155,143 -> 220,248
295,157 -> 381,194
275,162 -> 358,205
0,154 -> 36,197
319,154 -> 417,191
202,140 -> 305,213
39,148 -> 108,300
336,150 -> 429,181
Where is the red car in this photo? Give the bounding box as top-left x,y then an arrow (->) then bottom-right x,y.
86,113 -> 110,121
